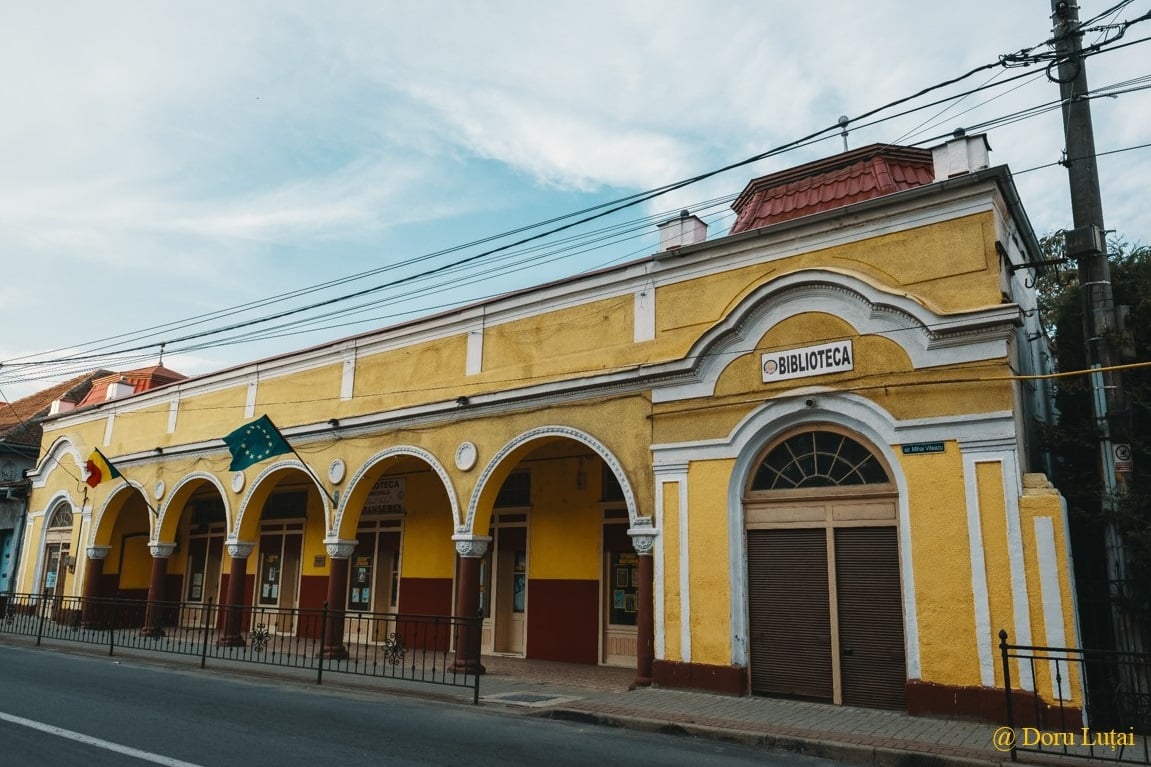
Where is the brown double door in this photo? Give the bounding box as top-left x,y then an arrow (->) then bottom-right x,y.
747,525 -> 907,710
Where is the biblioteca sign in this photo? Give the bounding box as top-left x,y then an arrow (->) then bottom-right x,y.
762,340 -> 854,383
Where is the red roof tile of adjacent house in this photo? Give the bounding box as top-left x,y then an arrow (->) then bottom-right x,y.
75,365 -> 186,408
730,144 -> 935,234
0,370 -> 112,446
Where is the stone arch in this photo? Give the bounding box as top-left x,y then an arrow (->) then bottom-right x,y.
463,425 -> 639,534
91,480 -> 154,547
722,393 -> 919,678
233,459 -> 332,541
654,268 -> 1017,404
157,472 -> 231,543
333,446 -> 460,539
28,436 -> 85,487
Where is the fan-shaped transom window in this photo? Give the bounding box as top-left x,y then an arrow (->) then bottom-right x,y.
751,431 -> 889,490
48,505 -> 73,529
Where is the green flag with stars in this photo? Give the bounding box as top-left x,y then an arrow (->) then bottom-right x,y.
223,415 -> 292,471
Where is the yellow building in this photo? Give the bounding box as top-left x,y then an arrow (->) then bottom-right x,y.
14,134 -> 1080,720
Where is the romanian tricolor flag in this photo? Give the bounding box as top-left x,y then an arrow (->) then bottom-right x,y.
85,448 -> 122,488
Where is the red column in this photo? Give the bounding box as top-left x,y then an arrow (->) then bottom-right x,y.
319,540 -> 355,659
218,541 -> 254,647
629,522 -> 657,689
141,542 -> 176,636
81,545 -> 111,629
449,535 -> 490,675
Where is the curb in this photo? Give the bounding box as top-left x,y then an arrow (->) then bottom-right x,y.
540,708 -> 1004,767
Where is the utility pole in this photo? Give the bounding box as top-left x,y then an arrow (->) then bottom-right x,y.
1048,0 -> 1139,654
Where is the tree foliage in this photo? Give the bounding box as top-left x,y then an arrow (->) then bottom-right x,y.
1037,234 -> 1151,641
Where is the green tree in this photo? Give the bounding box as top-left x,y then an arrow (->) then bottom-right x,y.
1038,235 -> 1151,649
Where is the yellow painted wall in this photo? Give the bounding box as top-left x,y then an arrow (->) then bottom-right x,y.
661,480 -> 682,661
687,459 -> 734,665
525,454 -> 601,581
396,471 -> 456,579
901,444 -> 979,686
976,460 -> 1012,688
258,364 -> 342,424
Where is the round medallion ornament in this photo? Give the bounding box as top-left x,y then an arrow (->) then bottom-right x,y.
328,458 -> 346,484
153,480 -> 166,500
454,441 -> 478,471
231,472 -> 245,493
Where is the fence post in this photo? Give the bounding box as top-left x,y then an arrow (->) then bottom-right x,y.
35,594 -> 47,646
316,602 -> 328,686
201,599 -> 213,670
473,608 -> 482,705
999,629 -> 1017,762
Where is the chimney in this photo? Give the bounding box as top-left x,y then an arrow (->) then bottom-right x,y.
931,131 -> 991,181
658,210 -> 708,252
105,380 -> 135,401
49,399 -> 76,416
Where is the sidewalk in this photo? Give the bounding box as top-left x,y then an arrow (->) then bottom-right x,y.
2,634 -> 1011,766
475,657 -> 1005,767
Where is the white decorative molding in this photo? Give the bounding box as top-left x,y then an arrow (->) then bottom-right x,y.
153,480 -> 166,500
964,455 -> 997,688
340,347 -> 356,401
167,399 -> 179,434
27,437 -> 85,488
149,542 -> 177,559
231,472 -> 245,494
86,545 -> 111,560
453,534 -> 492,559
234,459 -> 333,539
91,480 -> 148,550
634,282 -> 655,342
464,426 -> 637,533
627,518 -> 658,554
225,540 -> 256,559
324,538 -> 358,560
158,472 -> 231,533
466,323 -> 484,376
244,380 -> 258,419
102,414 -> 115,446
328,459 -> 346,485
334,446 -> 460,537
1034,516 -> 1071,700
653,269 -> 1019,404
454,442 -> 478,472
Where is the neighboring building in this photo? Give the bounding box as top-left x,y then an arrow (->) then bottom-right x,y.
15,134 -> 1076,721
0,371 -> 112,594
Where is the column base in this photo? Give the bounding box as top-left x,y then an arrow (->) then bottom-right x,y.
318,643 -> 350,660
449,658 -> 486,675
216,633 -> 247,647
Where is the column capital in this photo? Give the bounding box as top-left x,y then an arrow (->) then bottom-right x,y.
225,539 -> 257,559
452,533 -> 492,559
323,538 -> 358,560
149,541 -> 177,559
86,545 -> 112,560
628,518 -> 659,555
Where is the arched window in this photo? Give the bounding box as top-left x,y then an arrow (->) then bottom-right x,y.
750,430 -> 889,491
48,505 -> 74,529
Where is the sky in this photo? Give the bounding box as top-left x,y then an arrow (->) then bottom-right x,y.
1,1 -> 1149,402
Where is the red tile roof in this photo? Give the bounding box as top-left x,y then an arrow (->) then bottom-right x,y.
730,144 -> 935,234
0,370 -> 112,446
75,365 -> 186,408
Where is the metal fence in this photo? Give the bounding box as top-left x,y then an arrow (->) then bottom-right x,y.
0,593 -> 481,704
1000,630 -> 1150,764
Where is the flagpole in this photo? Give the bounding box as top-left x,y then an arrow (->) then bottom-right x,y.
287,445 -> 338,508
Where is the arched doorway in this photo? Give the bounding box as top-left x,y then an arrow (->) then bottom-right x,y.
744,427 -> 907,710
40,504 -> 74,616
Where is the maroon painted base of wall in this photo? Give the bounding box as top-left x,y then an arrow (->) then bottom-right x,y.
906,681 -> 1084,728
652,660 -> 749,695
527,579 -> 598,664
398,578 -> 453,616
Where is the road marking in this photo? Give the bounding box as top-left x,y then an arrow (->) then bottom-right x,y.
0,711 -> 205,767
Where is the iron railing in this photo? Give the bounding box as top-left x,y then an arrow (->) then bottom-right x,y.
1000,630 -> 1150,763
0,593 -> 481,704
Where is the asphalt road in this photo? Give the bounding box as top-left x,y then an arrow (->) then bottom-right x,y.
0,643 -> 844,767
